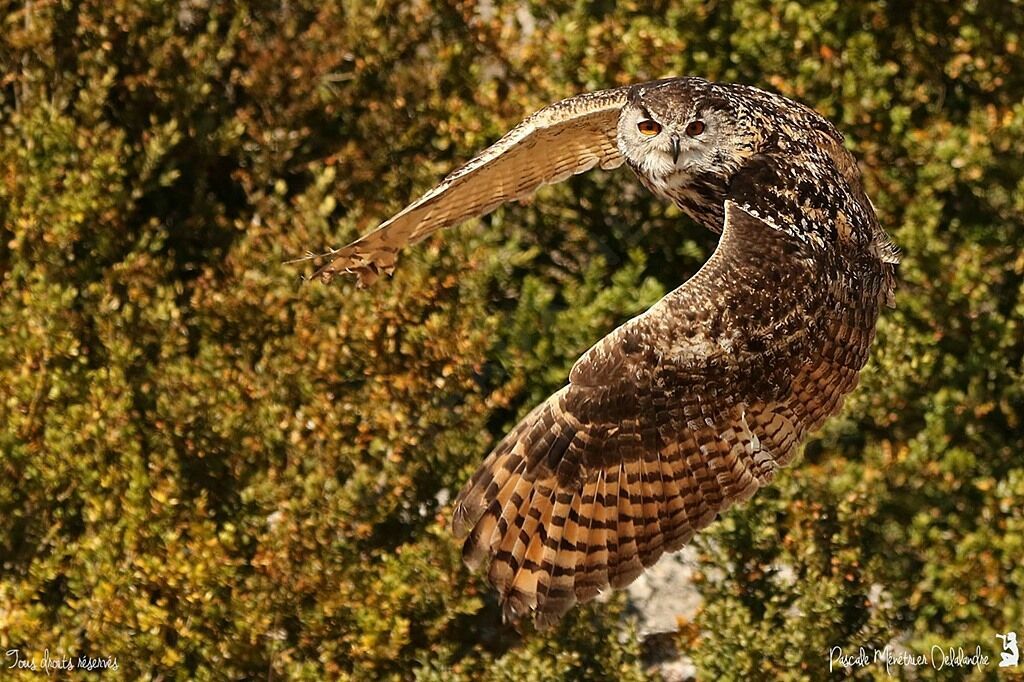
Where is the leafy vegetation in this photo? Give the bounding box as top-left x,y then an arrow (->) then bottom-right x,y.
1,1 -> 1021,679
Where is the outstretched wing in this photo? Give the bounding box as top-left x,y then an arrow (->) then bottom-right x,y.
310,87 -> 630,285
452,201 -> 889,627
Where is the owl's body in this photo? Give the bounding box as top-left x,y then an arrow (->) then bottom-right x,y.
309,77 -> 898,626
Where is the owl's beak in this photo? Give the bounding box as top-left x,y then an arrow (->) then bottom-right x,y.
670,134 -> 681,164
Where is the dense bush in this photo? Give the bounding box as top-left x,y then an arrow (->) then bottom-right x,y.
1,1 -> 1022,679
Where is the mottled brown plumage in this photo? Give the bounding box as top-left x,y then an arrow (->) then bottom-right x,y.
306,87 -> 629,286
307,77 -> 899,627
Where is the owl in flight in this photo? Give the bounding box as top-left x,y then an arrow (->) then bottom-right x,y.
309,77 -> 899,627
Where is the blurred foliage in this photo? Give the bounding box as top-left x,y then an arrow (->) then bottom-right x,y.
1,0 -> 1022,680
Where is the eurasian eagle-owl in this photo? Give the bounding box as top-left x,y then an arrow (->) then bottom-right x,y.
305,77 -> 899,627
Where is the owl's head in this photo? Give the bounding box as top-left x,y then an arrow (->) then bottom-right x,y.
615,78 -> 796,230
616,78 -> 764,185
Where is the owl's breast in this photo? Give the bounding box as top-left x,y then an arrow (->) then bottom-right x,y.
631,164 -> 728,234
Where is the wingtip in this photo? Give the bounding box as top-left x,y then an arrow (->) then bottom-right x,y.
450,499 -> 478,541
305,255 -> 395,288
533,608 -> 567,632
503,588 -> 534,625
499,590 -> 568,632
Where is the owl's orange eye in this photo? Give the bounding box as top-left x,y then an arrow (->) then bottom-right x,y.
685,120 -> 706,137
637,119 -> 662,136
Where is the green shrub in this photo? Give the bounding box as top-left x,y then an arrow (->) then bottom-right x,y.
1,1 -> 1021,679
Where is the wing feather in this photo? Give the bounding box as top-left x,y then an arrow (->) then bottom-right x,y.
453,200 -> 894,626
610,458 -> 643,589
310,87 -> 629,285
575,468 -> 609,602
